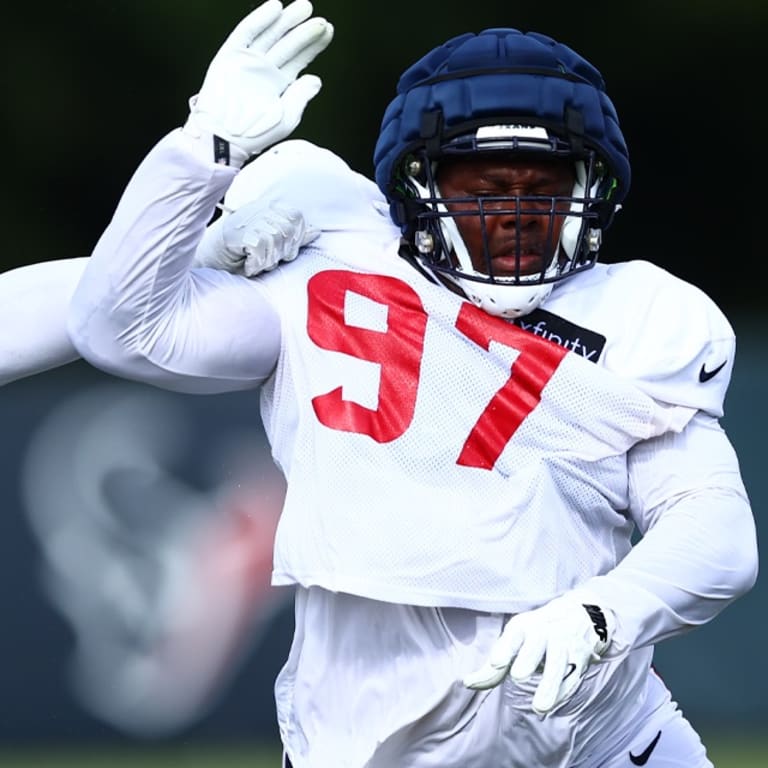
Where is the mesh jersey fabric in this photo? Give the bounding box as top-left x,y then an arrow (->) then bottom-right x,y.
252,237 -> 725,610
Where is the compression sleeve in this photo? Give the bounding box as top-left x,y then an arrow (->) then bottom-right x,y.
68,129 -> 282,394
579,411 -> 757,656
0,257 -> 86,385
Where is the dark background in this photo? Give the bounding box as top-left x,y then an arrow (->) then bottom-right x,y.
0,0 -> 765,754
2,0 -> 766,323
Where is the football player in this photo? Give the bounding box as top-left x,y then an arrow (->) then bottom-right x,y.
34,0 -> 763,766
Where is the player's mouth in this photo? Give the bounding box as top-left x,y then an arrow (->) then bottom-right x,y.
489,250 -> 548,278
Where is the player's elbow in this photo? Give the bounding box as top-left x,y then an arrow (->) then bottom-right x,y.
67,280 -> 145,378
735,520 -> 759,599
717,491 -> 759,601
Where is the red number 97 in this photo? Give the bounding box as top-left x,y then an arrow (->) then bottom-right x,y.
307,271 -> 565,470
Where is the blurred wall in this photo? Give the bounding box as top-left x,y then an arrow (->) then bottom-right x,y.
0,364 -> 294,746
0,324 -> 765,745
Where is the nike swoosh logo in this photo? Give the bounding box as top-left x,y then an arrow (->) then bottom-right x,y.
562,663 -> 577,680
699,360 -> 726,382
629,729 -> 662,766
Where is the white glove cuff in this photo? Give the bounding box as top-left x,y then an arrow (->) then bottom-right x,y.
183,106 -> 251,169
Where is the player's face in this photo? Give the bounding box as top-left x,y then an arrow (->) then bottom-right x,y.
436,155 -> 575,278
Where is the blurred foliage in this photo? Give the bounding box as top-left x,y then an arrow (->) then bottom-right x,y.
0,743 -> 281,767
3,0 -> 765,315
0,733 -> 767,767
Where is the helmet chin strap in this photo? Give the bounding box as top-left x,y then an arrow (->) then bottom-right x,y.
560,160 -> 588,260
449,273 -> 555,319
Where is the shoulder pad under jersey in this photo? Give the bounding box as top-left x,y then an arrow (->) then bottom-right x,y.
223,140 -> 397,238
593,261 -> 735,417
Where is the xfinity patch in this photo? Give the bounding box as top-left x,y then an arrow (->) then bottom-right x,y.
514,308 -> 606,363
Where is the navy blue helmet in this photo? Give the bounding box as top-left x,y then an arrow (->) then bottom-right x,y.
373,29 -> 630,317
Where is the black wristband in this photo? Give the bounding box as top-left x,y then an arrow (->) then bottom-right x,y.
213,135 -> 231,166
583,604 -> 609,643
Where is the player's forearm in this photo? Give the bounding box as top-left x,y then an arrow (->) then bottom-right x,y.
575,411 -> 759,656
67,130 -> 276,394
584,486 -> 757,657
69,128 -> 235,339
0,258 -> 86,385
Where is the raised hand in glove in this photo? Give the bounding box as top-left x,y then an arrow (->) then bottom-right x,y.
463,592 -> 615,716
193,202 -> 320,276
184,0 -> 334,166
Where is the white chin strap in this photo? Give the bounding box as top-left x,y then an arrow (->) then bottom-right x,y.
451,276 -> 554,319
560,160 -> 589,260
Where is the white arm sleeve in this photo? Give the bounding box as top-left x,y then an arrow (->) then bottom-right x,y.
68,129 -> 282,395
579,411 -> 758,657
0,257 -> 86,385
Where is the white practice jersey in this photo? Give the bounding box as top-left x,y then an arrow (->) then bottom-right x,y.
258,240 -> 732,611
70,129 -> 753,627
219,141 -> 734,612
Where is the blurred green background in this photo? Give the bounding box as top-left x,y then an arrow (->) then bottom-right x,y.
3,0 -> 766,326
1,0 -> 765,765
0,735 -> 766,767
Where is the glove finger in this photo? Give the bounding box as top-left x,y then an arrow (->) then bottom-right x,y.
530,640 -> 569,715
463,660 -> 509,690
300,225 -> 321,246
193,217 -> 243,271
223,0 -> 284,51
277,75 -> 323,130
283,223 -> 316,261
507,630 -> 546,681
267,18 -> 334,76
267,208 -> 302,243
464,617 -> 527,690
490,616 -> 529,671
271,206 -> 303,229
252,0 -> 314,54
244,241 -> 271,276
556,657 -> 585,705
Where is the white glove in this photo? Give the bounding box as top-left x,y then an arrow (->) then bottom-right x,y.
193,201 -> 319,276
463,592 -> 615,716
184,0 -> 334,165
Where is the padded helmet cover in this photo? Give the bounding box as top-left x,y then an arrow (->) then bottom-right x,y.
373,28 -> 630,220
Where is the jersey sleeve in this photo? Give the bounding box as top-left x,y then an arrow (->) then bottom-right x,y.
602,261 -> 735,418
561,262 -> 756,654
68,129 -> 283,395
579,411 -> 757,655
0,257 -> 86,385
